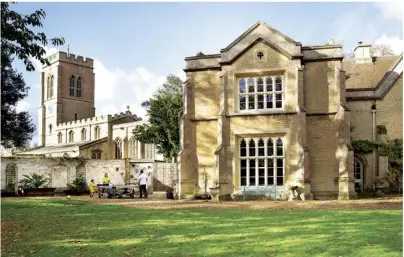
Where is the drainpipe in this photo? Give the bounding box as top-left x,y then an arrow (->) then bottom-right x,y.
371,104 -> 377,184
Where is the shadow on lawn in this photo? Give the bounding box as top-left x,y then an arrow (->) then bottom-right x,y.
1,199 -> 402,257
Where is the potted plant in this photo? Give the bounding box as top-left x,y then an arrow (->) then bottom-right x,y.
64,176 -> 89,196
209,179 -> 220,201
19,173 -> 56,196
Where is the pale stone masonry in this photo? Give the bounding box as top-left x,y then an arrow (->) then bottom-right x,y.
178,21 -> 403,200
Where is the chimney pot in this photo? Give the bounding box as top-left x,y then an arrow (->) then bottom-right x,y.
358,41 -> 363,45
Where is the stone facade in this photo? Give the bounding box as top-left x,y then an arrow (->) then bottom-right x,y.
179,21 -> 403,200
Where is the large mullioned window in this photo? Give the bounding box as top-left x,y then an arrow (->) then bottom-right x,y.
239,137 -> 284,187
238,76 -> 284,111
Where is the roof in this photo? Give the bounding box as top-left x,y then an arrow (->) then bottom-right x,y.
343,55 -> 400,89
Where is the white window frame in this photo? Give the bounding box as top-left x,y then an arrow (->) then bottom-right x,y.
237,75 -> 285,113
239,137 -> 285,189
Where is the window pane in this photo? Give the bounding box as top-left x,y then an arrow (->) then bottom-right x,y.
266,94 -> 273,109
266,77 -> 273,91
258,138 -> 265,156
240,159 -> 246,168
276,139 -> 283,156
267,139 -> 274,156
248,95 -> 255,110
276,94 -> 282,101
239,95 -> 246,110
257,94 -> 264,109
249,159 -> 256,186
267,177 -> 274,186
239,79 -> 246,93
249,140 -> 256,156
241,178 -> 246,186
276,158 -> 283,170
248,78 -> 255,93
257,78 -> 264,92
276,176 -> 283,186
258,158 -> 265,167
240,140 -> 247,156
241,167 -> 246,177
259,177 -> 265,186
275,76 -> 282,91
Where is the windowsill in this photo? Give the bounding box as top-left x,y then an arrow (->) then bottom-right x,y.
228,110 -> 297,117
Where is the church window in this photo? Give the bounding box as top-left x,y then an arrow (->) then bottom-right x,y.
91,149 -> 102,159
94,126 -> 101,139
238,75 -> 284,112
76,77 -> 82,98
354,158 -> 363,192
69,130 -> 74,142
74,113 -> 78,121
47,75 -> 54,99
257,51 -> 264,59
114,138 -> 123,159
239,137 -> 284,187
81,128 -> 87,141
49,124 -> 52,134
70,76 -> 75,97
57,132 -> 63,144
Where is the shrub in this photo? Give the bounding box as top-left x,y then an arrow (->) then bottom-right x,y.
19,173 -> 50,188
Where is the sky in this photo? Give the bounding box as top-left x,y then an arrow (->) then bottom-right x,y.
9,1 -> 404,146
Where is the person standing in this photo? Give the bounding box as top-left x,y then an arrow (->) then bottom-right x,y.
89,179 -> 96,198
138,170 -> 148,199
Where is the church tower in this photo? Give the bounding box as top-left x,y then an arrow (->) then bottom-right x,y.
37,49 -> 95,146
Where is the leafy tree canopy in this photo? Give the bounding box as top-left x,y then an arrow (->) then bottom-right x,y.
1,2 -> 65,148
133,74 -> 183,161
1,2 -> 65,71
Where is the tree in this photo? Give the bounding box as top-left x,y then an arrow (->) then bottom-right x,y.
1,51 -> 35,148
1,2 -> 65,148
1,2 -> 65,71
370,44 -> 395,57
133,75 -> 183,161
344,44 -> 395,60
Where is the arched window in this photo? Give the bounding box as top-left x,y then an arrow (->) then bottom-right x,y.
57,132 -> 63,144
74,113 -> 78,121
70,75 -> 75,96
239,137 -> 284,188
81,128 -> 86,141
129,137 -> 137,158
115,138 -> 123,159
76,77 -> 82,98
91,149 -> 102,159
354,158 -> 363,192
94,126 -> 100,139
69,130 -> 74,143
47,75 -> 54,99
50,75 -> 54,98
49,124 -> 52,135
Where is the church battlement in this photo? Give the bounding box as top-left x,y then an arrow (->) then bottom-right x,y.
43,51 -> 94,69
56,115 -> 111,130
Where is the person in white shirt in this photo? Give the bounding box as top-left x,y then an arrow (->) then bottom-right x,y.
138,170 -> 148,199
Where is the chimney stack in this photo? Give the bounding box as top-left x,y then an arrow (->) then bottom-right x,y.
354,41 -> 372,64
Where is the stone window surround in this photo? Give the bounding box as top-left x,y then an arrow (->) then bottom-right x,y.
69,74 -> 83,99
91,149 -> 102,159
239,136 -> 285,188
47,74 -> 55,99
354,158 -> 363,191
68,130 -> 74,143
81,128 -> 87,141
237,75 -> 285,113
57,132 -> 63,144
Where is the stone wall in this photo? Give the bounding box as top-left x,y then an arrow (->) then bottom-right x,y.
1,157 -> 126,192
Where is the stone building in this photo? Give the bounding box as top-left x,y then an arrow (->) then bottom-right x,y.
2,50 -> 167,192
178,21 -> 402,200
19,51 -> 162,163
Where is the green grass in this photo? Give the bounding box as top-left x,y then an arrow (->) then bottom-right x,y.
1,199 -> 402,257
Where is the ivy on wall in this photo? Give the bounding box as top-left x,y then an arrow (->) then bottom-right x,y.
351,140 -> 377,154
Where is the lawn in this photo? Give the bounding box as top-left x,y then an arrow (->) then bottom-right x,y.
1,198 -> 402,257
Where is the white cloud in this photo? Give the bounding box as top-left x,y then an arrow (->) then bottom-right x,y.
16,100 -> 32,113
374,34 -> 404,54
93,61 -> 167,120
375,2 -> 403,21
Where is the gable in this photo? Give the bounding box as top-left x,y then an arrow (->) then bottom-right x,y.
232,41 -> 290,70
220,22 -> 302,64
